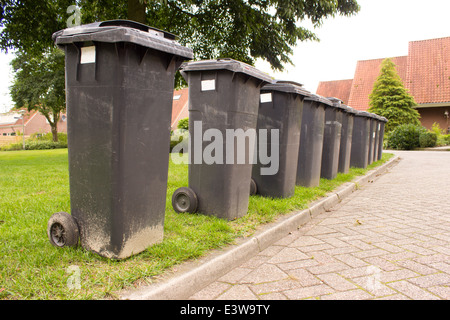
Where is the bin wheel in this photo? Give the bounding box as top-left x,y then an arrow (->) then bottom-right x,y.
250,178 -> 257,196
172,187 -> 198,213
47,212 -> 79,248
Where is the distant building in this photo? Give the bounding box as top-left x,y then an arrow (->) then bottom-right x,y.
171,88 -> 189,130
316,36 -> 450,131
0,110 -> 67,136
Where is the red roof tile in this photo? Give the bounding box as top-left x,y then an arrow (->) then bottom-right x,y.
347,56 -> 407,110
406,37 -> 450,104
316,36 -> 450,111
171,88 -> 189,130
316,79 -> 353,105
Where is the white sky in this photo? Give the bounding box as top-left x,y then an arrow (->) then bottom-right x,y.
0,0 -> 449,113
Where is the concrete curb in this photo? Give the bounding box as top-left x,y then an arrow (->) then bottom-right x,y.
120,155 -> 400,300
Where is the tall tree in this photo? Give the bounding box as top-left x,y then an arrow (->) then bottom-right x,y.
1,0 -> 361,71
10,47 -> 66,142
368,58 -> 421,132
2,1 -> 360,137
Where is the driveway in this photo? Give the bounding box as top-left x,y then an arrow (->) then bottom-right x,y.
189,151 -> 450,300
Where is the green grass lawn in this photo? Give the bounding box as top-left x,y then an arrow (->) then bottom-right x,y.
0,149 -> 393,299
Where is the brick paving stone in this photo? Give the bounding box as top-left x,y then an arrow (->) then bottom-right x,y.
216,285 -> 258,300
426,286 -> 450,300
429,262 -> 450,274
249,279 -> 302,295
316,273 -> 358,291
334,253 -> 369,268
320,289 -> 373,300
266,247 -> 310,264
363,256 -> 401,271
406,273 -> 450,288
190,282 -> 232,300
387,281 -> 441,300
239,264 -> 288,284
351,275 -> 398,297
395,260 -> 438,275
287,268 -> 324,287
378,269 -> 420,283
186,151 -> 450,300
283,284 -> 335,300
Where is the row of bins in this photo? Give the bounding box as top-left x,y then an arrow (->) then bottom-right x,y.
47,20 -> 387,259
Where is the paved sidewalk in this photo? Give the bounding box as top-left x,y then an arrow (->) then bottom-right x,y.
189,151 -> 450,300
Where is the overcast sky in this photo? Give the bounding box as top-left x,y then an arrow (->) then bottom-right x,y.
1,0 -> 449,113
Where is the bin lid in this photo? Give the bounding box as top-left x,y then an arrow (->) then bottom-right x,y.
261,80 -> 312,98
367,112 -> 381,119
326,97 -> 349,111
371,114 -> 388,122
340,105 -> 358,115
52,19 -> 193,60
304,93 -> 334,107
180,58 -> 273,84
354,110 -> 372,118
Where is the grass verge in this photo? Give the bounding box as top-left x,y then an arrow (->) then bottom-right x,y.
0,149 -> 393,299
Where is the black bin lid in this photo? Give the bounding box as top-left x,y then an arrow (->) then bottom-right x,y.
305,93 -> 334,108
180,58 -> 273,84
52,19 -> 193,60
261,80 -> 312,98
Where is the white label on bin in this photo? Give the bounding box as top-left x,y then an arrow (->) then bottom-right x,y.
201,79 -> 215,91
260,93 -> 272,103
80,46 -> 96,64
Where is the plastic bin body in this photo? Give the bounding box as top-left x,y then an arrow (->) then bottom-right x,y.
372,115 -> 382,162
350,111 -> 371,169
296,95 -> 331,187
367,115 -> 377,165
338,106 -> 356,174
377,117 -> 388,160
251,81 -> 310,198
54,20 -> 193,259
181,59 -> 271,220
321,99 -> 343,180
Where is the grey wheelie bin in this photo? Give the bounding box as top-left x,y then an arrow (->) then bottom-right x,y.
172,59 -> 272,220
350,111 -> 371,169
372,114 -> 383,162
367,113 -> 378,165
338,105 -> 357,174
296,94 -> 333,187
251,81 -> 311,198
47,20 -> 193,259
377,116 -> 388,160
321,98 -> 345,180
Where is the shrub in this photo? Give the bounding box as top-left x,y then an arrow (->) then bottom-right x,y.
439,134 -> 450,146
387,124 -> 426,150
29,132 -> 68,143
1,139 -> 67,151
170,129 -> 189,153
419,131 -> 437,148
177,117 -> 189,130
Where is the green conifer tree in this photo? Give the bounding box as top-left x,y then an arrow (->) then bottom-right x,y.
368,58 -> 421,132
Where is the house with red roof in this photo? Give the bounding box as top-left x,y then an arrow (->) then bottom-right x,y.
171,88 -> 189,130
316,36 -> 450,131
0,110 -> 67,137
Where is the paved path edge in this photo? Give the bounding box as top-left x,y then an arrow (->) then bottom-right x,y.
120,155 -> 401,300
